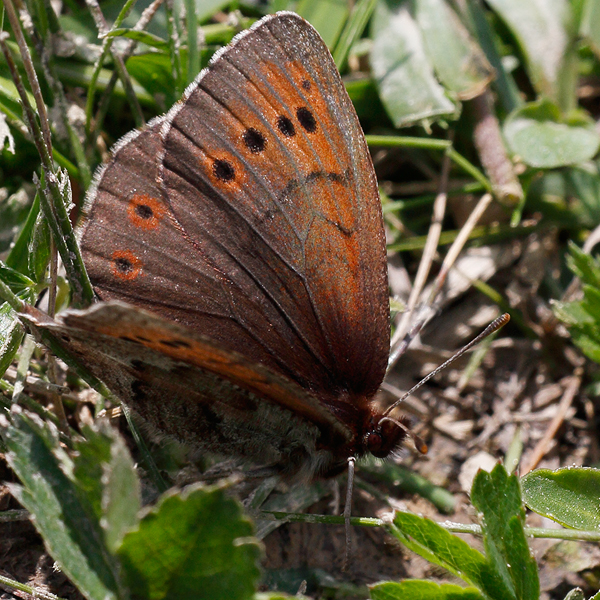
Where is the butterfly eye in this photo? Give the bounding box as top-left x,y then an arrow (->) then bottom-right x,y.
365,418 -> 410,458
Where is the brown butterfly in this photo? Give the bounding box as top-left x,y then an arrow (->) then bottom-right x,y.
23,12 -> 411,483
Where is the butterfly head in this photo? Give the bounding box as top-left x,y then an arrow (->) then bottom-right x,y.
362,413 -> 411,459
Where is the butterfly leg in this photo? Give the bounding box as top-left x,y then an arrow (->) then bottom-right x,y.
342,456 -> 356,571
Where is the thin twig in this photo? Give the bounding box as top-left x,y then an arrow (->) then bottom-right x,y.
426,192 -> 494,306
390,132 -> 453,356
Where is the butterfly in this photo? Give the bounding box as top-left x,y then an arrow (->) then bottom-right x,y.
23,11 -> 412,483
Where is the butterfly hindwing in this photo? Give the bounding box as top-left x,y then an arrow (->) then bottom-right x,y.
22,302 -> 354,478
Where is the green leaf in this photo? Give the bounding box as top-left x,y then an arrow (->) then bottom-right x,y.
414,0 -> 494,99
0,262 -> 36,296
254,594 -> 300,600
73,422 -> 141,552
564,166 -> 600,228
553,244 -> 600,364
522,467 -> 600,530
370,580 -> 485,600
1,410 -> 124,600
553,299 -> 593,327
103,28 -> 170,51
387,512 -> 511,598
471,464 -> 539,600
504,100 -> 600,168
581,0 -> 600,55
566,242 -> 600,288
117,483 -> 261,600
196,0 -> 232,24
486,0 -> 573,102
296,0 -> 349,48
0,302 -> 25,378
463,1 -> 522,113
102,431 -> 141,553
370,1 -> 456,127
6,192 -> 52,283
0,73 -> 37,120
332,0 -> 378,71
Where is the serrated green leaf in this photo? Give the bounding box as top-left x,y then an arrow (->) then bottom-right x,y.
1,410 -> 124,600
73,422 -> 118,521
387,511 -> 511,598
117,483 -> 261,600
522,467 -> 600,530
555,244 -> 600,364
581,284 -> 600,322
552,300 -> 589,325
566,242 -> 600,288
370,580 -> 485,600
471,464 -> 539,600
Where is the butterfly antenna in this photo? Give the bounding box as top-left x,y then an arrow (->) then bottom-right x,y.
383,313 -> 510,419
342,456 -> 356,572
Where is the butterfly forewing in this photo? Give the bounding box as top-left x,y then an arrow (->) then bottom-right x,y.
160,13 -> 389,400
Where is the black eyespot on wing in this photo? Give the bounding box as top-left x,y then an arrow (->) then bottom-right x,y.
213,159 -> 235,181
243,128 -> 266,153
297,107 -> 317,133
277,115 -> 295,137
115,257 -> 132,274
135,204 -> 153,219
